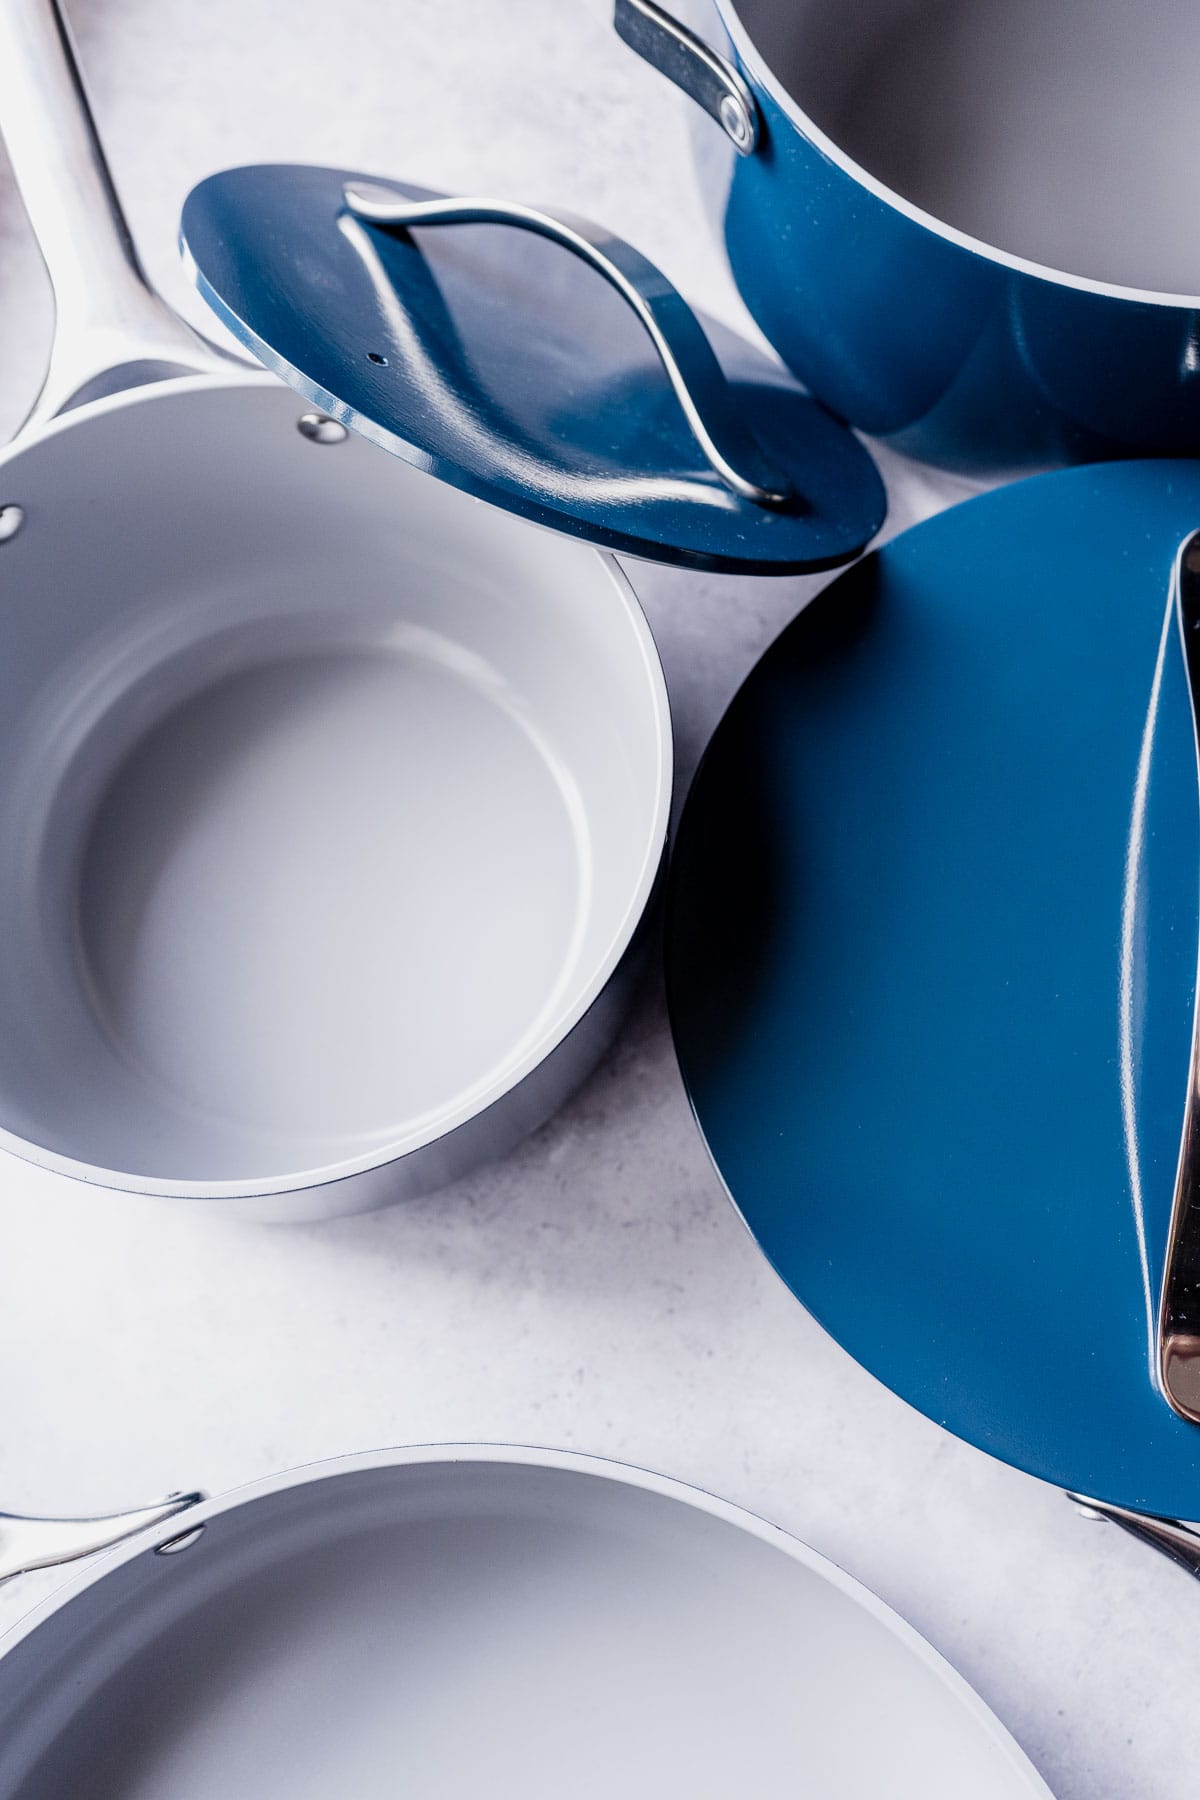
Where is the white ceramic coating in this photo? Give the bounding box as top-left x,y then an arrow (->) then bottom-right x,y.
0,1448 -> 1053,1799
0,376 -> 669,1194
738,0 -> 1200,294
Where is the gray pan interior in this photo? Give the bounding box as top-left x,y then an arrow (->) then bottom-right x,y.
0,1452 -> 1050,1799
0,378 -> 667,1194
735,0 -> 1200,293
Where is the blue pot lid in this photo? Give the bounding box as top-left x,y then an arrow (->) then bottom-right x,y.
179,164 -> 885,574
667,461 -> 1200,1517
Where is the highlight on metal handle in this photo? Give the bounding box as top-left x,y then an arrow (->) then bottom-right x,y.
342,184 -> 793,509
1070,1492 -> 1200,1579
0,0 -> 230,430
1158,529 -> 1200,1423
0,1491 -> 204,1583
614,0 -> 759,154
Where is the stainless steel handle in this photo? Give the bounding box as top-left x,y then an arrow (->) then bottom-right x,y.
0,0 -> 231,431
1070,1492 -> 1200,1579
1158,529 -> 1200,1422
613,0 -> 759,154
0,1491 -> 204,1583
342,184 -> 792,509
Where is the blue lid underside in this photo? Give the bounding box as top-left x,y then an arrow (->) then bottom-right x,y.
668,461 -> 1200,1517
180,164 -> 884,575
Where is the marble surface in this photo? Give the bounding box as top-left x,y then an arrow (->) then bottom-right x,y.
0,3 -> 1191,1794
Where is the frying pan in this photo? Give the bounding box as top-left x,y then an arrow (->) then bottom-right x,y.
0,0 -> 677,1220
0,1446 -> 1053,1797
612,0 -> 1200,469
666,460 -> 1200,1549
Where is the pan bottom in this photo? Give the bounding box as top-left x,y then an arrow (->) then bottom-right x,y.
69,637 -> 589,1161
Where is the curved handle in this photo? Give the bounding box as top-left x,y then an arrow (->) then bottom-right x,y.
0,0 -> 230,431
1158,530 -> 1200,1422
342,184 -> 793,509
1070,1492 -> 1200,1579
614,0 -> 759,154
0,1491 -> 204,1583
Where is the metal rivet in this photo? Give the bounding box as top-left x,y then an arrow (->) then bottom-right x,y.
0,504 -> 25,543
718,92 -> 753,150
155,1522 -> 206,1556
297,413 -> 348,446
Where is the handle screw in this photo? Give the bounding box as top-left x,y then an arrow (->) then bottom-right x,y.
719,93 -> 753,149
297,414 -> 348,446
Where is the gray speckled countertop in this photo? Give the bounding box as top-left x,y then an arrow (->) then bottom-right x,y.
0,4 -> 1190,1794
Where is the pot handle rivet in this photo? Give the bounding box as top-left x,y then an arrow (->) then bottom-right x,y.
297,412 -> 348,445
614,0 -> 760,156
155,1522 -> 207,1556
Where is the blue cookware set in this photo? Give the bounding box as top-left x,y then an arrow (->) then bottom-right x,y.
2,0 -> 1200,1772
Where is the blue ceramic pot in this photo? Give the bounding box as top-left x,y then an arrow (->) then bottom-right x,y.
617,0 -> 1200,473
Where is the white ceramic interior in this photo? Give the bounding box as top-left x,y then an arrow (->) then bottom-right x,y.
735,0 -> 1200,294
0,1450 -> 1051,1798
0,377 -> 668,1190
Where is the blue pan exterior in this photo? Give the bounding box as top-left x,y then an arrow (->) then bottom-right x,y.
666,462 -> 1200,1517
678,1 -> 1200,473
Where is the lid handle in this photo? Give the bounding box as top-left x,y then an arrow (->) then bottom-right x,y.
342,184 -> 795,511
1158,529 -> 1200,1423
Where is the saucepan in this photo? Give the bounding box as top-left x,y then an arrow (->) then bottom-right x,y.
0,1 -> 881,1221
0,1445 -> 1052,1796
612,0 -> 1200,470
